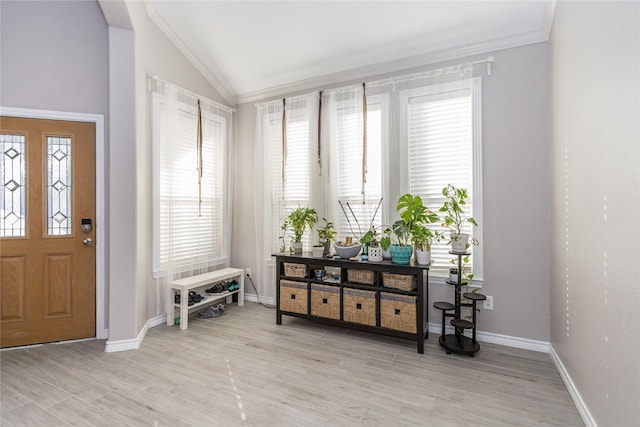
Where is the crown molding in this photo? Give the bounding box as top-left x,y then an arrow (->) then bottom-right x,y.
142,0 -> 555,106
143,1 -> 235,105
97,0 -> 133,30
235,29 -> 549,105
542,0 -> 557,39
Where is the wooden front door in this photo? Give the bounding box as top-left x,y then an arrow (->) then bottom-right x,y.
0,117 -> 96,348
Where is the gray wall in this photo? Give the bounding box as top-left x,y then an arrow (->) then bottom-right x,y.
0,0 -> 111,330
0,0 -> 109,114
550,2 -> 640,426
232,42 -> 551,342
1,0 -> 228,342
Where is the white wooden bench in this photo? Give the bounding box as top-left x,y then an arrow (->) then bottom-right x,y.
166,267 -> 244,330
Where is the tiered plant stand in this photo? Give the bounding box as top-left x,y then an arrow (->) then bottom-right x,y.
433,251 -> 486,357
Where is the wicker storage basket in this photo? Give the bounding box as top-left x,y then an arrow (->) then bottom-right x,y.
284,263 -> 307,278
347,269 -> 375,285
382,273 -> 416,291
343,288 -> 376,326
279,280 -> 308,314
310,284 -> 340,320
380,292 -> 416,333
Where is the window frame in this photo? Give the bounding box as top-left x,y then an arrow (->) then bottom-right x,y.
331,93 -> 390,240
151,92 -> 229,278
398,77 -> 483,284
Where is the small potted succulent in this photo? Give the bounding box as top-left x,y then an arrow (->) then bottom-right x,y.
439,184 -> 478,253
284,206 -> 318,254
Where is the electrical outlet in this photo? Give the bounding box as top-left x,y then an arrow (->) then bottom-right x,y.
245,268 -> 252,277
484,295 -> 494,310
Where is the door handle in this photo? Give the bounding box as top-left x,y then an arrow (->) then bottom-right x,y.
83,238 -> 93,246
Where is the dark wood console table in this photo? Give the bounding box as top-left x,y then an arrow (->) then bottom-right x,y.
274,253 -> 429,353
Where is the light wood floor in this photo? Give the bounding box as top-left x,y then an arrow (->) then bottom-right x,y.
1,302 -> 583,426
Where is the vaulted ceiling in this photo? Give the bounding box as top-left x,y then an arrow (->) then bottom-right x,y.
143,1 -> 555,104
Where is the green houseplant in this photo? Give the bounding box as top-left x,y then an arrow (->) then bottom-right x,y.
439,184 -> 478,253
316,218 -> 336,256
390,194 -> 439,264
411,223 -> 438,266
284,206 -> 318,254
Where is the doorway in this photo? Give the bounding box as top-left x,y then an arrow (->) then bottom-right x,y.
1,116 -> 97,347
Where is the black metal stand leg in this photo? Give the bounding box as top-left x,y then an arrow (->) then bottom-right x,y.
471,301 -> 477,345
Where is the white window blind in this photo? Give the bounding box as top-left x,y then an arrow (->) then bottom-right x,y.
151,87 -> 230,276
334,101 -> 384,241
268,102 -> 316,254
402,78 -> 482,278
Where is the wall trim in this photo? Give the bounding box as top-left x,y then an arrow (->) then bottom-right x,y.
549,345 -> 597,427
0,106 -> 107,341
244,293 -> 276,307
143,0 -> 234,104
105,315 -> 157,353
428,323 -> 550,353
148,314 -> 168,328
235,31 -> 548,104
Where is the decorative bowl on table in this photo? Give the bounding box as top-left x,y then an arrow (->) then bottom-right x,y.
334,243 -> 362,259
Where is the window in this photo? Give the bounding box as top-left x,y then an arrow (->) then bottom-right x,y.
261,93 -> 319,255
269,111 -> 314,253
332,96 -> 386,241
400,78 -> 483,279
151,81 -> 232,276
257,68 -> 482,284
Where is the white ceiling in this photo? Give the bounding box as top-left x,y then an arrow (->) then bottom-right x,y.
145,1 -> 554,104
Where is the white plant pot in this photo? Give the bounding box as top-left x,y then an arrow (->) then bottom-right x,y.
451,233 -> 469,253
368,246 -> 383,262
312,246 -> 324,258
415,249 -> 430,266
381,249 -> 391,259
292,241 -> 303,254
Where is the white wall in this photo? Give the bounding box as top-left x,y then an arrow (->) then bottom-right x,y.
232,42 -> 551,342
550,2 -> 640,426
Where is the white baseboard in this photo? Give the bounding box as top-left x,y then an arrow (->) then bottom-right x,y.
105,317 -> 153,353
149,314 -> 168,328
428,323 -> 550,353
549,345 -> 597,427
244,293 -> 276,306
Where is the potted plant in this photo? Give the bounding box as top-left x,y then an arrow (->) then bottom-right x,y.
411,223 -> 438,266
311,243 -> 324,258
360,226 -> 385,262
285,206 -> 318,254
439,184 -> 478,253
379,227 -> 393,259
336,198 -> 383,259
316,218 -> 336,255
389,194 -> 438,265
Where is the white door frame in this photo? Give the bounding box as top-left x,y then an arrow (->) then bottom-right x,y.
1,106 -> 107,339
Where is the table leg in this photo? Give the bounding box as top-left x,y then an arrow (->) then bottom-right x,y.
238,274 -> 245,306
180,289 -> 188,330
166,286 -> 173,326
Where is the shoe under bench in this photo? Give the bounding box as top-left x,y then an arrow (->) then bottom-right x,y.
166,267 -> 245,330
